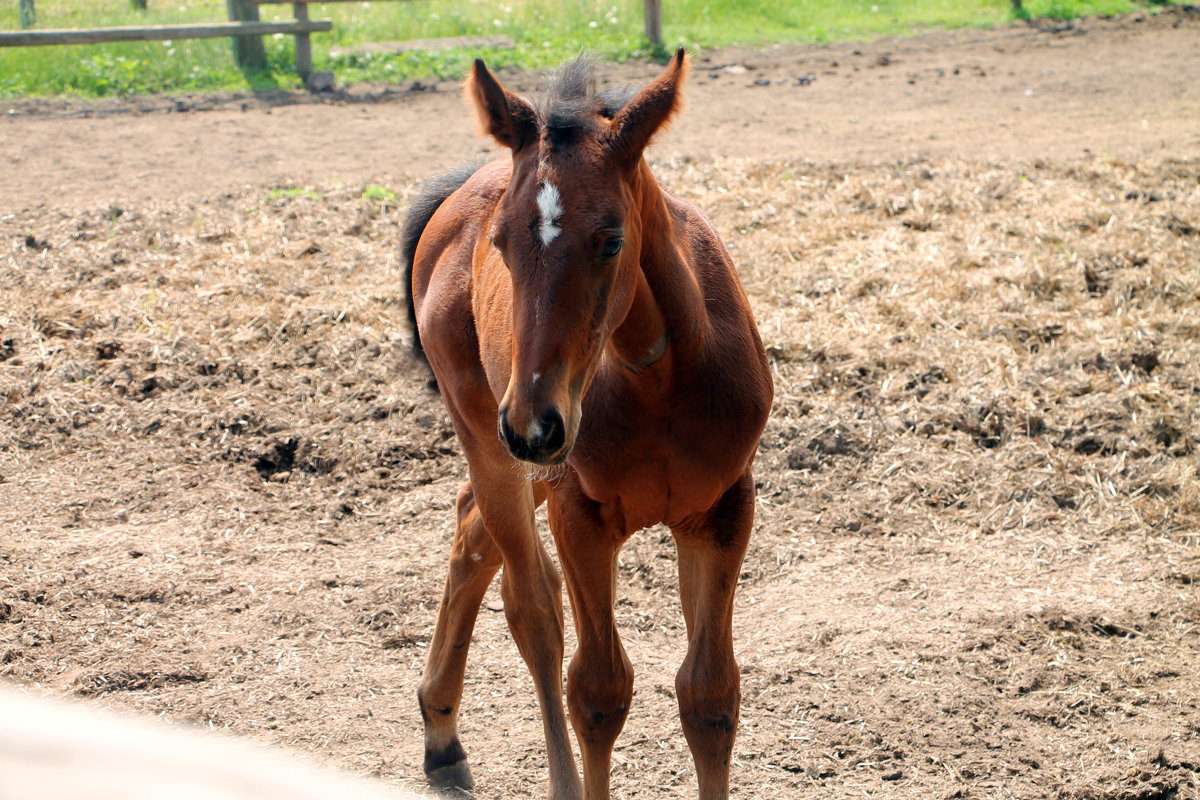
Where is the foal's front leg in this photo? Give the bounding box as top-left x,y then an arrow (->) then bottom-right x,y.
548,492 -> 632,800
671,472 -> 756,800
421,464 -> 581,798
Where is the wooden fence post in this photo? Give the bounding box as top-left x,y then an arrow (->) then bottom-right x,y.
292,2 -> 312,79
643,0 -> 662,47
19,0 -> 36,29
226,0 -> 266,69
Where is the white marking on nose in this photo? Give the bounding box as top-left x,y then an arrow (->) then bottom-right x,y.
536,181 -> 562,246
526,411 -> 543,440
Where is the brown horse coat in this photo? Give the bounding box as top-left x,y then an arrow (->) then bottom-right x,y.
405,50 -> 772,800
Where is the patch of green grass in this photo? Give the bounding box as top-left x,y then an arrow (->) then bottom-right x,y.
265,187 -> 322,202
1029,0 -> 1136,19
0,0 -> 1182,99
362,184 -> 398,203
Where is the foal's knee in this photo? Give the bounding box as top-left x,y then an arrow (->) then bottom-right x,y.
500,565 -> 564,657
567,652 -> 633,743
675,660 -> 740,757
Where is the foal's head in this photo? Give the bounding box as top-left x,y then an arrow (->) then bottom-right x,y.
467,51 -> 686,466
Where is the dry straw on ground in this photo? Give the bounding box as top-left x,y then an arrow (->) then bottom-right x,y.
2,153 -> 1199,799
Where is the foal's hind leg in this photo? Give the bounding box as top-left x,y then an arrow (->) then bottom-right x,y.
671,473 -> 755,800
419,481 -> 503,790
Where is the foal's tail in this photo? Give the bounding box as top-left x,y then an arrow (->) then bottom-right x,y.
401,160 -> 486,369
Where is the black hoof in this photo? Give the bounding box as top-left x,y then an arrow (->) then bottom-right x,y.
427,759 -> 475,794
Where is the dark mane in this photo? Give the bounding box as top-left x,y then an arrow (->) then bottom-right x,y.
544,53 -> 595,109
597,84 -> 639,119
540,54 -> 638,145
401,159 -> 485,368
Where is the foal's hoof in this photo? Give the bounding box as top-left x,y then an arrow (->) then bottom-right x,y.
426,759 -> 475,795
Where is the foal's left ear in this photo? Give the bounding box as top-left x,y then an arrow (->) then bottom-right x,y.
607,48 -> 687,169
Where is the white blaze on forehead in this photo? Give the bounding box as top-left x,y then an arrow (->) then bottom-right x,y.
536,181 -> 563,246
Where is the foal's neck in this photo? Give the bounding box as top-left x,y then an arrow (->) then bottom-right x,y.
608,160 -> 707,374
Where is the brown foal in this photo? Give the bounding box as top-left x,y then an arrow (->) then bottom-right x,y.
403,50 -> 773,800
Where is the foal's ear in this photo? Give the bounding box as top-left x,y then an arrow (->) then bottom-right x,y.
607,48 -> 687,169
465,59 -> 540,153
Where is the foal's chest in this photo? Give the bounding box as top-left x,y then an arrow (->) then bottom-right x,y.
570,364 -> 764,532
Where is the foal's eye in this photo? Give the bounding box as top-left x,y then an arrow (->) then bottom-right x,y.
599,237 -> 624,259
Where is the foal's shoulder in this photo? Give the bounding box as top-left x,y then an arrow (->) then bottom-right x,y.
659,187 -> 727,245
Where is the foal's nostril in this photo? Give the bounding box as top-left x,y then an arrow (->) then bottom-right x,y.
497,404 -> 567,463
539,406 -> 565,455
498,406 -> 518,449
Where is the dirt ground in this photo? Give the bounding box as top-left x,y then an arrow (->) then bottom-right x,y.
3,7 -> 1200,799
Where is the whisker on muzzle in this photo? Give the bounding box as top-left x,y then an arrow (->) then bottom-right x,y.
522,461 -> 568,485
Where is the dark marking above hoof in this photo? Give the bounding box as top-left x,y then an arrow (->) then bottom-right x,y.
426,759 -> 475,793
424,738 -> 468,775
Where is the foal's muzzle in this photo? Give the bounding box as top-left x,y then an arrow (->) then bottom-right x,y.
498,404 -> 567,465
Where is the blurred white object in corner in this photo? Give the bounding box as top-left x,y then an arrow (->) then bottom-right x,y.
0,682 -> 427,800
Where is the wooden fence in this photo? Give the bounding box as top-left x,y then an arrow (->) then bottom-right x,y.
0,1 -> 332,78
2,0 -> 667,87
0,20 -> 332,49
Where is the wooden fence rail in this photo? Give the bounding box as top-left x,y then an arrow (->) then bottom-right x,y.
0,20 -> 331,48
0,12 -> 331,81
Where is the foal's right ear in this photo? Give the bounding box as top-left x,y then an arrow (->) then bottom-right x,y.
465,60 -> 540,153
